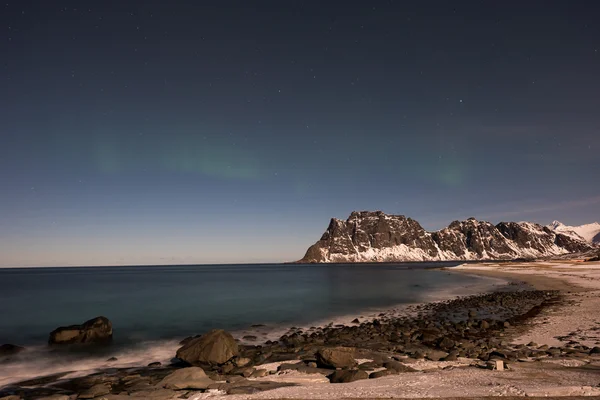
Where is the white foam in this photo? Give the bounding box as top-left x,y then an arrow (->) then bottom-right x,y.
0,339 -> 180,386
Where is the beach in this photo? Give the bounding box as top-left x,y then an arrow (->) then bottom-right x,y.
222,261 -> 600,399
2,261 -> 600,399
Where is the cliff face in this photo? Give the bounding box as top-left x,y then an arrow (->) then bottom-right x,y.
300,211 -> 594,263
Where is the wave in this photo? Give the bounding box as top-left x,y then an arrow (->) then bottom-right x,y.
0,339 -> 180,387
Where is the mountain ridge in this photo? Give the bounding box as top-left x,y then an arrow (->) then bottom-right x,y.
300,211 -> 595,263
546,221 -> 600,244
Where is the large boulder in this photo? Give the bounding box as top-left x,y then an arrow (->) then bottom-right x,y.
159,367 -> 214,390
316,347 -> 357,369
48,316 -> 112,345
176,329 -> 238,366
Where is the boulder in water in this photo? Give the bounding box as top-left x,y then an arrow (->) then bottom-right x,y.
176,329 -> 239,366
48,316 -> 112,345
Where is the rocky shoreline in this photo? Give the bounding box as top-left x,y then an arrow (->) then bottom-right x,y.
4,284 -> 600,400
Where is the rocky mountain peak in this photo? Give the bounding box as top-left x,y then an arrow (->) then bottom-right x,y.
300,211 -> 594,263
550,220 -> 565,229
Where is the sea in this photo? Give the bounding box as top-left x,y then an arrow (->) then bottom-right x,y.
0,262 -> 506,386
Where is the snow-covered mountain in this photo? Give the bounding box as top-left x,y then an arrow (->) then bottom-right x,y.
547,221 -> 600,245
299,211 -> 594,263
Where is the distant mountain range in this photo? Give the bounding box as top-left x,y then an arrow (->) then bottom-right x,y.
547,221 -> 600,245
299,211 -> 597,263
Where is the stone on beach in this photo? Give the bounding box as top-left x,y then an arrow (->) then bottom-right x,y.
176,329 -> 238,365
328,369 -> 369,383
159,367 -> 214,390
315,347 -> 357,369
77,383 -> 111,398
369,369 -> 398,379
48,316 -> 112,345
383,360 -> 417,372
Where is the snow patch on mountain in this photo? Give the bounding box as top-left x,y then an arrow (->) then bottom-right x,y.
548,221 -> 600,244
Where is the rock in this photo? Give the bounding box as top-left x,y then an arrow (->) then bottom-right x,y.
221,362 -> 236,374
468,310 -> 477,318
357,361 -> 380,370
36,395 -> 71,400
0,344 -> 25,356
369,369 -> 397,379
175,329 -> 239,366
222,381 -> 295,394
437,337 -> 455,350
148,362 -> 161,367
316,347 -> 357,369
442,353 -> 458,361
351,318 -> 360,324
242,335 -> 257,341
329,369 -> 369,383
128,389 -> 180,399
0,396 -> 21,400
227,386 -> 260,395
426,350 -> 449,361
589,346 -> 600,354
78,383 -> 111,398
106,357 -> 118,362
480,320 -> 490,329
383,360 -> 416,372
234,357 -> 251,367
49,316 -> 112,345
250,369 -> 268,378
503,321 -> 511,328
527,341 -> 538,347
159,367 -> 213,390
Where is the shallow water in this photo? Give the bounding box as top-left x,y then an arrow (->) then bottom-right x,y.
0,262 -> 504,385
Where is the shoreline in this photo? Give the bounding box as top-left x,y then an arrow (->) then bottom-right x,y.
2,261 -> 600,399
0,270 -> 507,388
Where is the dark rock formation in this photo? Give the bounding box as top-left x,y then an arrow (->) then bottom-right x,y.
48,316 -> 112,345
0,344 -> 25,356
176,329 -> 239,366
299,211 -> 594,263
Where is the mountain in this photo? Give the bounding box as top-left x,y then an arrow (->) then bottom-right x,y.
547,221 -> 600,245
300,211 -> 594,263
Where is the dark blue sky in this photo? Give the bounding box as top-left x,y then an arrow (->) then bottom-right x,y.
1,1 -> 599,266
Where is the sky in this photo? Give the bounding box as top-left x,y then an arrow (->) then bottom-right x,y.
1,1 -> 599,267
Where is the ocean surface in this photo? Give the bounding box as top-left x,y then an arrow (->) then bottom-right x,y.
0,263 -> 505,385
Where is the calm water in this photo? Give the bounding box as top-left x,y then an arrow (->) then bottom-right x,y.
0,263 -> 504,385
